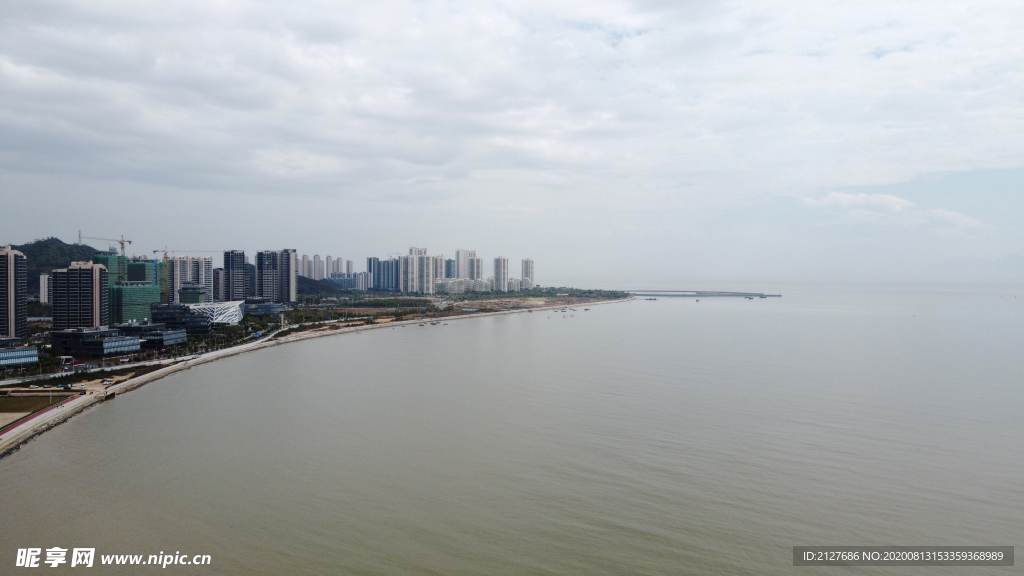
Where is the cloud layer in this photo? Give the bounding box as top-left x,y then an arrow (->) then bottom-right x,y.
1,0 -> 1022,283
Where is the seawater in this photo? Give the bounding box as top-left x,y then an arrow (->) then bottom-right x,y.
1,285 -> 1022,575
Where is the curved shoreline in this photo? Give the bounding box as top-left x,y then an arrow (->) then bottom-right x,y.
0,297 -> 632,460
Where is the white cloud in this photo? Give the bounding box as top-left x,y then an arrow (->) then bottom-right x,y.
0,0 -> 1020,282
805,192 -> 985,231
805,192 -> 915,213
925,208 -> 983,229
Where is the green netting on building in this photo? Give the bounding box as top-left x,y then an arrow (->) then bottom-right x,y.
110,284 -> 162,323
93,254 -> 127,285
127,260 -> 155,283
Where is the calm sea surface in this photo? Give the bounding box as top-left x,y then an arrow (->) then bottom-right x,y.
2,285 -> 1022,574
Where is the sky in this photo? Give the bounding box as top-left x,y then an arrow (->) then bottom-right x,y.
1,0 -> 1022,288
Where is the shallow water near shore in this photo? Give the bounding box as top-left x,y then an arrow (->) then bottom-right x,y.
1,285 -> 1022,574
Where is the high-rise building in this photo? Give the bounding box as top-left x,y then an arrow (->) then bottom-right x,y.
92,253 -> 126,285
127,259 -> 159,284
223,250 -> 247,301
39,274 -> 50,305
213,268 -> 226,301
444,259 -> 455,279
255,249 -> 296,304
493,257 -> 509,292
1,246 -> 28,338
300,254 -> 310,278
432,255 -> 445,282
166,257 -> 190,304
367,257 -> 381,289
52,262 -> 109,330
346,260 -> 353,274
109,283 -> 161,324
399,251 -> 435,294
93,256 -> 162,323
279,249 -> 297,303
314,255 -> 324,280
468,257 -> 483,280
380,257 -> 399,291
325,256 -> 333,278
256,251 -> 279,301
522,258 -> 534,289
189,256 -> 214,302
455,249 -> 475,279
246,262 -> 256,298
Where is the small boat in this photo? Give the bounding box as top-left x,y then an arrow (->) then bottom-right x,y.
584,308 -> 590,311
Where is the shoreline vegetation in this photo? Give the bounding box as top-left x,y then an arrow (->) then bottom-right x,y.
0,294 -> 633,460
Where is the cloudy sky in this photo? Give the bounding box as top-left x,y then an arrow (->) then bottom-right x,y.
2,0 -> 1022,287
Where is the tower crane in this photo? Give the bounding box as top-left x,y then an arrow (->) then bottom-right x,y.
78,232 -> 132,256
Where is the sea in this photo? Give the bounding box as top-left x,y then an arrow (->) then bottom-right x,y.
1,284 -> 1021,574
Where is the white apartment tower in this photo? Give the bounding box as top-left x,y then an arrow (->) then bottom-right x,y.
314,255 -> 324,280
522,259 -> 534,289
399,247 -> 435,294
468,257 -> 483,280
39,274 -> 50,304
167,256 -> 190,304
190,256 -> 214,302
493,257 -> 509,293
454,249 -> 477,278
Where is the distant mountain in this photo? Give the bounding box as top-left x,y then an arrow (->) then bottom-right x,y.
6,237 -> 101,293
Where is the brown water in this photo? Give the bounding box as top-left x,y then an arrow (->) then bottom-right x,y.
1,285 -> 1022,574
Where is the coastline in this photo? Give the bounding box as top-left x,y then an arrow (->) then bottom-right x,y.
0,297 -> 632,460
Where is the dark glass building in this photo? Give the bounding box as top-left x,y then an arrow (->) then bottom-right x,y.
150,303 -> 211,334
51,327 -> 140,356
223,250 -> 248,301
52,262 -> 109,330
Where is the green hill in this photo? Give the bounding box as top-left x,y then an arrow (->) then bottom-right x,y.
297,275 -> 354,297
6,237 -> 101,293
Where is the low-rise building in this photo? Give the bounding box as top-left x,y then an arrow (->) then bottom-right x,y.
244,298 -> 286,317
114,322 -> 187,350
50,327 -> 140,356
0,336 -> 38,367
187,301 -> 244,326
150,303 -> 212,334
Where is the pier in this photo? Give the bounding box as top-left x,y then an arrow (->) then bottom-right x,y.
629,290 -> 781,298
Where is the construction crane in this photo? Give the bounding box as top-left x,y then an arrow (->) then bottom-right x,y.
79,232 -> 132,256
